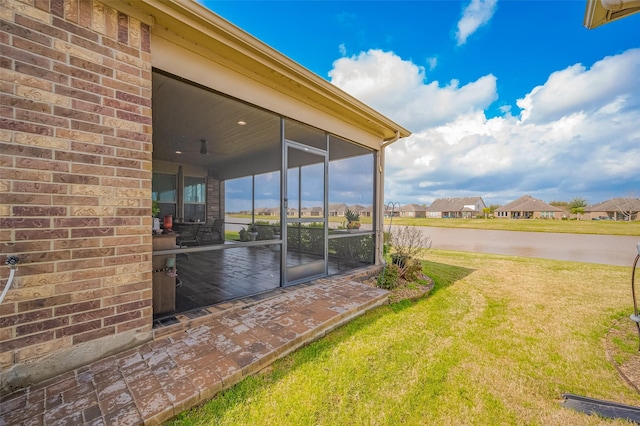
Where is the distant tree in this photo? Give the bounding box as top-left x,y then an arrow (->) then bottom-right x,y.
482,207 -> 491,219
488,204 -> 501,212
550,201 -> 569,209
569,197 -> 587,219
613,193 -> 640,221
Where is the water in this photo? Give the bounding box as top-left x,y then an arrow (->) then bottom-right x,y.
413,226 -> 639,267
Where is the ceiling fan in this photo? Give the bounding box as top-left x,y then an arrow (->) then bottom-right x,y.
199,139 -> 208,155
177,139 -> 209,156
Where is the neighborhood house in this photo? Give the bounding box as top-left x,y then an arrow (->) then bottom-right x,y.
0,0 -> 409,392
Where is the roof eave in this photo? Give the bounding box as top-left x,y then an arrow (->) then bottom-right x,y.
109,0 -> 411,141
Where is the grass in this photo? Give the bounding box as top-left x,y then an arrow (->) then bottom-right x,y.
385,217 -> 640,236
226,214 -> 640,235
169,251 -> 640,425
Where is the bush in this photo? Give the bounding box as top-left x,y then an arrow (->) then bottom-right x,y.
377,264 -> 400,290
403,259 -> 424,282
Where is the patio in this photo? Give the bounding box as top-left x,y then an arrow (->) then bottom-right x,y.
0,268 -> 387,426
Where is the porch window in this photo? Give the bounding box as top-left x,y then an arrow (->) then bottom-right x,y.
183,176 -> 206,222
152,173 -> 177,219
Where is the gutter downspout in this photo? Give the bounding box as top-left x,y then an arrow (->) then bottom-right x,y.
376,131 -> 401,264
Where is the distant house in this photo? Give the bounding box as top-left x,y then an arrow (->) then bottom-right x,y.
399,204 -> 428,218
426,197 -> 486,218
328,203 -> 349,217
585,198 -> 640,221
495,195 -> 563,219
355,205 -> 374,218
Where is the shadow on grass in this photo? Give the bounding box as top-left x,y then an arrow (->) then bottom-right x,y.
169,259 -> 476,424
421,259 -> 475,295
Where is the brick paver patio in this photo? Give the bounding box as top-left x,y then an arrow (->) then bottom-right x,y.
1,273 -> 387,425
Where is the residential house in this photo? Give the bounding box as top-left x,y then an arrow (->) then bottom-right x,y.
0,0 -> 409,392
495,195 -> 563,219
426,197 -> 486,218
399,204 -> 428,218
585,198 -> 640,221
328,203 -> 349,217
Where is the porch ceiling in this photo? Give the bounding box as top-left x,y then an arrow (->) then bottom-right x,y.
152,70 -> 281,180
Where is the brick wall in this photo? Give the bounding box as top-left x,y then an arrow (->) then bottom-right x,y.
0,0 -> 153,386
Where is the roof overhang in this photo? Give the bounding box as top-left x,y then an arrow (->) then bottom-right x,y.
104,0 -> 410,142
584,0 -> 640,29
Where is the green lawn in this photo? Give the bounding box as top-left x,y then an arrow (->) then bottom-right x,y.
226,214 -> 640,235
385,217 -> 640,236
169,251 -> 640,425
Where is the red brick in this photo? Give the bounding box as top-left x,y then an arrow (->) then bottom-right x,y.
69,120 -> 114,135
12,206 -> 67,216
69,57 -> 113,78
69,141 -> 114,156
0,308 -> 52,328
72,247 -> 115,259
12,249 -> 70,263
1,19 -> 53,46
15,229 -> 68,241
70,228 -> 114,238
56,319 -> 101,338
52,173 -> 100,185
12,182 -> 66,193
0,240 -> 52,253
71,307 -> 114,324
16,157 -> 69,172
16,317 -> 69,336
0,218 -> 52,229
53,217 -> 100,228
53,238 -> 101,250
3,44 -> 51,69
13,36 -> 66,62
14,62 -> 68,85
53,106 -> 100,123
54,85 -> 100,104
56,258 -> 103,273
0,117 -> 53,136
54,300 -> 101,316
2,330 -> 54,351
18,294 -> 73,312
1,94 -> 52,114
14,14 -> 68,41
115,91 -> 150,107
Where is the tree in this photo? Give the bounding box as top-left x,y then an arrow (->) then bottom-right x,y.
482,207 -> 491,219
569,197 -> 587,219
613,194 -> 640,221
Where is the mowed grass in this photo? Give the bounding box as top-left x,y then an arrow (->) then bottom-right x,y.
226,214 -> 640,236
169,251 -> 640,425
385,217 -> 640,236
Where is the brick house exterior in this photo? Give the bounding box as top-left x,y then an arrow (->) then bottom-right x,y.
1,0 -> 409,392
2,0 -> 154,392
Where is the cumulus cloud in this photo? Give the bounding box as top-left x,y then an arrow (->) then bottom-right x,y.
456,0 -> 498,46
330,48 -> 640,205
329,49 -> 498,132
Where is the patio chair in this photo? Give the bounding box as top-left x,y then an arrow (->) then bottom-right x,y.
198,218 -> 224,243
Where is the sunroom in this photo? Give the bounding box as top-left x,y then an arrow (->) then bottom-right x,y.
150,70 -> 392,322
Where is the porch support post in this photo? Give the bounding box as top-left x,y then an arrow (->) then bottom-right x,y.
375,148 -> 385,265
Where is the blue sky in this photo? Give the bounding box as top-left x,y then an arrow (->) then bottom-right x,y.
201,1 -> 639,206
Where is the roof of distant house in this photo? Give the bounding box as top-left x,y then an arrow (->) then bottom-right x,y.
426,197 -> 485,212
495,195 -> 562,212
585,198 -> 640,212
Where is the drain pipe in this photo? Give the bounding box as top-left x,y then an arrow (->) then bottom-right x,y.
0,256 -> 19,305
631,243 -> 640,351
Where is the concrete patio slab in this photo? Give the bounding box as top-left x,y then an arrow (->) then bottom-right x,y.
1,272 -> 387,425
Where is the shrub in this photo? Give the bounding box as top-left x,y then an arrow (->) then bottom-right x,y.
403,259 -> 424,281
377,264 -> 400,290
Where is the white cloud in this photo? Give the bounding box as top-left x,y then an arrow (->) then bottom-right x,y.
456,0 -> 498,46
329,49 -> 498,132
329,48 -> 640,205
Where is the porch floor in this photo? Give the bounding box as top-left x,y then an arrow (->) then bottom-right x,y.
1,268 -> 387,426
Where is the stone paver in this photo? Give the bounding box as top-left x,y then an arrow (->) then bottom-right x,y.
1,273 -> 387,425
